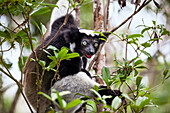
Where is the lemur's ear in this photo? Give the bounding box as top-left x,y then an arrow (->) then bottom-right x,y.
99,32 -> 110,43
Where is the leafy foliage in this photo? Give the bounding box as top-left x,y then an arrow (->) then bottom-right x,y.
0,0 -> 170,113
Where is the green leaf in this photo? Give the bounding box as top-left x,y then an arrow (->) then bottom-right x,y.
141,27 -> 151,34
134,68 -> 138,77
140,50 -> 151,59
122,93 -> 134,104
163,69 -> 169,78
18,56 -> 28,71
47,45 -> 58,51
58,47 -> 68,59
65,99 -> 82,110
74,93 -> 91,100
102,67 -> 111,87
39,60 -> 46,68
89,89 -> 102,100
127,34 -> 144,39
32,21 -> 41,34
47,60 -> 57,70
56,91 -> 65,108
136,76 -> 143,89
31,6 -> 51,16
61,53 -> 79,60
38,92 -> 53,101
94,85 -> 99,92
135,66 -> 148,70
93,31 -> 107,40
107,32 -> 122,40
86,100 -> 97,113
111,96 -> 122,110
0,30 -> 11,39
40,3 -> 59,8
134,60 -> 143,67
141,42 -> 151,48
102,67 -> 111,80
40,23 -> 47,35
136,96 -> 149,109
149,38 -> 163,42
163,69 -> 170,81
0,58 -> 12,69
114,60 -> 123,66
30,58 -> 35,61
161,28 -> 170,36
51,90 -> 70,102
152,20 -> 156,26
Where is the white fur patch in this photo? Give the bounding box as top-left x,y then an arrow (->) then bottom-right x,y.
51,72 -> 99,112
70,43 -> 76,52
79,29 -> 100,37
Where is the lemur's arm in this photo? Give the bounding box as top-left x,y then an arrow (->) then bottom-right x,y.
82,56 -> 87,69
81,56 -> 92,78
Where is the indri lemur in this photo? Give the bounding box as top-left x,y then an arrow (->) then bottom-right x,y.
24,14 -> 121,112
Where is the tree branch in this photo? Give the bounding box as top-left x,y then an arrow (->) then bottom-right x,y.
88,0 -> 152,70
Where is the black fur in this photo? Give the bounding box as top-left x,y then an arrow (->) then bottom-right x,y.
24,14 -> 109,112
24,14 -> 107,93
98,86 -> 122,105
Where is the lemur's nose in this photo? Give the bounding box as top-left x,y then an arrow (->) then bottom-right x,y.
89,48 -> 95,55
89,51 -> 94,55
87,44 -> 95,55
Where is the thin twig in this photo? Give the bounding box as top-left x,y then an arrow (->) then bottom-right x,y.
88,0 -> 152,70
0,45 -> 13,52
118,82 -> 123,90
0,84 -> 15,93
125,81 -> 135,98
0,61 -> 34,113
9,87 -> 20,113
106,0 -> 110,31
42,12 -> 72,49
110,0 -> 152,33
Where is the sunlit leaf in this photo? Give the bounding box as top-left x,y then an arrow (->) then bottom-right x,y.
58,47 -> 68,59
40,3 -> 59,8
136,96 -> 150,109
127,34 -> 143,39
140,50 -> 151,59
135,66 -> 148,70
47,45 -> 58,51
134,68 -> 138,77
136,76 -> 143,89
0,30 -> 11,39
39,60 -> 46,68
40,23 -> 47,35
56,91 -> 65,108
122,93 -> 134,104
134,60 -> 143,67
65,99 -> 82,111
141,42 -> 151,48
31,6 -> 51,16
141,27 -> 151,34
30,58 -> 35,61
38,92 -> 53,101
61,53 -> 80,60
86,100 -> 97,113
111,96 -> 122,110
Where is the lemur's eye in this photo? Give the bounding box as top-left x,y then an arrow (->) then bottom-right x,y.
82,40 -> 88,46
94,43 -> 98,48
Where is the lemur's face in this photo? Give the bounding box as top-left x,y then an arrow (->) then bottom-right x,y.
71,29 -> 106,58
79,36 -> 100,58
